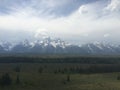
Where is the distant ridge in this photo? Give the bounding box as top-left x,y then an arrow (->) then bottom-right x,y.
0,37 -> 120,55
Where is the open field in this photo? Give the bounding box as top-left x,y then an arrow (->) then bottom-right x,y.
0,73 -> 120,90
0,56 -> 120,90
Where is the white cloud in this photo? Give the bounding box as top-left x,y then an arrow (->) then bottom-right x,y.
105,0 -> 120,12
34,28 -> 49,39
79,5 -> 89,14
104,34 -> 110,38
0,0 -> 120,44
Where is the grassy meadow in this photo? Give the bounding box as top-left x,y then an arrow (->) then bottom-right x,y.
0,56 -> 119,90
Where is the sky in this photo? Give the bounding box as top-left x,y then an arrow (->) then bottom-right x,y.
0,0 -> 120,45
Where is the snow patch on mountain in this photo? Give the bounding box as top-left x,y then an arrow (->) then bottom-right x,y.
0,37 -> 120,55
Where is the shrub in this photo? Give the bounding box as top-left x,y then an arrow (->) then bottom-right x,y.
16,74 -> 20,84
14,66 -> 21,72
117,75 -> 120,80
38,67 -> 43,73
0,73 -> 12,87
67,75 -> 71,82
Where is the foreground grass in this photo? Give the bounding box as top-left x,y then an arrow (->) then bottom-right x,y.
0,63 -> 119,90
0,72 -> 120,90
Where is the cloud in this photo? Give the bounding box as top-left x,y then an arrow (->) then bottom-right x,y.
0,0 -> 120,45
0,0 -> 82,17
105,0 -> 120,12
79,5 -> 89,14
39,0 -> 70,8
104,34 -> 110,38
34,28 -> 49,39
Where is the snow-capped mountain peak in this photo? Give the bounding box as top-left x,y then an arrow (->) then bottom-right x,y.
0,38 -> 120,55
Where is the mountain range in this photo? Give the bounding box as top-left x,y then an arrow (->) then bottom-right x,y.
0,37 -> 120,55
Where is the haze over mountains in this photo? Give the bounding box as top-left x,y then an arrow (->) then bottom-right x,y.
0,37 -> 120,55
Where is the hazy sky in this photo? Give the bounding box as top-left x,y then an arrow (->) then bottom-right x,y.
0,0 -> 120,44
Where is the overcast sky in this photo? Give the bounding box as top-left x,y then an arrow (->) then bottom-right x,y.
0,0 -> 120,45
